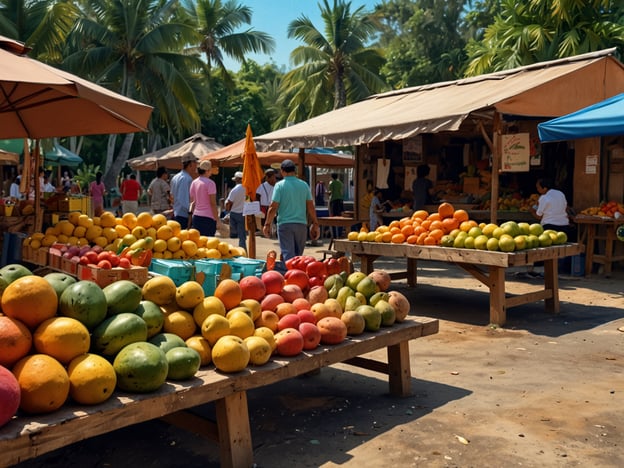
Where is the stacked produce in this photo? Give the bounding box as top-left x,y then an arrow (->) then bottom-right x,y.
479,193 -> 539,211
579,200 -> 624,218
348,202 -> 569,251
0,257 -> 410,424
23,210 -> 246,262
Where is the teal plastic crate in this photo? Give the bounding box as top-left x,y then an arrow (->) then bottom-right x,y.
149,259 -> 195,286
195,259 -> 220,295
229,257 -> 266,277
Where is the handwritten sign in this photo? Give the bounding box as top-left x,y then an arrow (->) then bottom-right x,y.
501,133 -> 530,172
243,201 -> 261,216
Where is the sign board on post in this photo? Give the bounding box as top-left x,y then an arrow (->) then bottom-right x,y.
501,133 -> 530,172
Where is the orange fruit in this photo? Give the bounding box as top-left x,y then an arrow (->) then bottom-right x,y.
0,316 -> 33,367
417,232 -> 428,245
424,235 -> 438,245
391,233 -> 405,244
167,220 -> 182,236
163,310 -> 197,340
460,220 -> 478,232
381,231 -> 393,243
453,209 -> 469,223
441,217 -> 459,233
1,276 -> 58,329
214,279 -> 243,311
122,212 -> 137,229
13,354 -> 70,414
185,335 -> 212,366
429,228 -> 444,240
420,219 -> 432,231
33,317 -> 91,365
400,224 -> 414,237
193,296 -> 227,326
67,353 -> 117,405
413,225 -> 427,236
426,212 -> 441,222
429,220 -> 444,232
412,210 -> 429,221
389,226 -> 401,235
438,202 -> 455,219
406,234 -> 418,244
389,220 -> 401,230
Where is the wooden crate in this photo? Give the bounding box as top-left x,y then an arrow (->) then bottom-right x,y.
77,264 -> 148,288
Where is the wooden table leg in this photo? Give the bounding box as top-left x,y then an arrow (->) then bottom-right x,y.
387,341 -> 412,396
543,258 -> 560,313
488,266 -> 506,326
585,224 -> 595,277
604,228 -> 615,277
215,391 -> 253,468
406,258 -> 417,287
359,255 -> 375,274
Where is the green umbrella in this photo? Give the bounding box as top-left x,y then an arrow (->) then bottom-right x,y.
0,139 -> 23,154
44,144 -> 83,167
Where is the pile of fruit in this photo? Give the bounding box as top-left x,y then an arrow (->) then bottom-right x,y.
579,200 -> 624,218
0,258 -> 410,424
348,202 -> 569,251
479,193 -> 539,211
23,210 -> 246,261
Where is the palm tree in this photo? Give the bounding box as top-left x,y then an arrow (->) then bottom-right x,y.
280,0 -> 387,125
64,0 -> 207,190
182,0 -> 275,85
465,0 -> 624,76
0,0 -> 78,62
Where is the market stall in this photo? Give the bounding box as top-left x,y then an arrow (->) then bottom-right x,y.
334,239 -> 583,326
0,317 -> 438,468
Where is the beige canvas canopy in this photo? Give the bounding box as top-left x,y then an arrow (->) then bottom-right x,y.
0,149 -> 18,165
202,138 -> 354,167
127,133 -> 223,170
254,49 -> 624,151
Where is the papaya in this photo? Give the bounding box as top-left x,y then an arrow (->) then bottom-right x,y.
113,342 -> 168,393
91,313 -> 148,356
103,280 -> 143,315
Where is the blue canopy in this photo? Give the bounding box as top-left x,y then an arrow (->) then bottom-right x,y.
538,93 -> 624,142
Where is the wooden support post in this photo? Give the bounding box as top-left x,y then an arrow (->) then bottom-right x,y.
490,112 -> 502,224
543,258 -> 559,313
215,391 -> 253,468
488,265 -> 506,326
387,341 -> 412,396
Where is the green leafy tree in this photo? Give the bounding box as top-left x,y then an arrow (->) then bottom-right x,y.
280,0 -> 387,124
465,0 -> 624,76
0,0 -> 78,62
63,0 -> 207,190
182,0 -> 275,86
374,0 -> 471,88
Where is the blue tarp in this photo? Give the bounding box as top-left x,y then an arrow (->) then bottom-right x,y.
538,93 -> 624,142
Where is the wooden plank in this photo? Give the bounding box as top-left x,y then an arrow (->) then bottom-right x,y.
489,266 -> 506,325
505,290 -> 553,308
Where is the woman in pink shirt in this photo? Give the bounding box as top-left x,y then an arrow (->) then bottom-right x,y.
189,160 -> 219,236
89,171 -> 106,217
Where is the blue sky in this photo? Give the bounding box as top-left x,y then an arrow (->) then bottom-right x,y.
223,0 -> 379,71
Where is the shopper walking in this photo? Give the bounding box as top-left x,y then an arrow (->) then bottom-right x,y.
262,160 -> 320,261
190,160 -> 219,236
120,173 -> 142,214
256,168 -> 277,231
328,173 -> 344,237
225,171 -> 247,249
89,171 -> 106,217
147,167 -> 171,215
170,154 -> 197,228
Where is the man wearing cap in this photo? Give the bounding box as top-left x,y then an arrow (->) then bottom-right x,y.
190,160 -> 219,236
262,159 -> 320,261
170,154 -> 197,228
225,171 -> 247,249
256,168 -> 277,233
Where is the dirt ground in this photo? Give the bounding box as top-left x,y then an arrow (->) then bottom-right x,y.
10,236 -> 624,468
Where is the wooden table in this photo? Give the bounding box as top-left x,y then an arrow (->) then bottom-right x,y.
334,240 -> 583,326
317,216 -> 361,251
574,215 -> 624,277
0,317 -> 438,468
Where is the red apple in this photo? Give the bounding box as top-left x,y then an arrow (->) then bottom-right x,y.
278,313 -> 301,331
260,293 -> 284,312
261,270 -> 285,295
280,284 -> 304,303
274,328 -> 304,356
284,269 -> 309,292
297,309 -> 317,324
239,275 -> 267,302
298,322 -> 321,350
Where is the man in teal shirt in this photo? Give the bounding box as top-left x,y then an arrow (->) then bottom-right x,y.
262,160 -> 320,261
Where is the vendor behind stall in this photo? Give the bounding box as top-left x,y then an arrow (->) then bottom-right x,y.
412,164 -> 435,210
